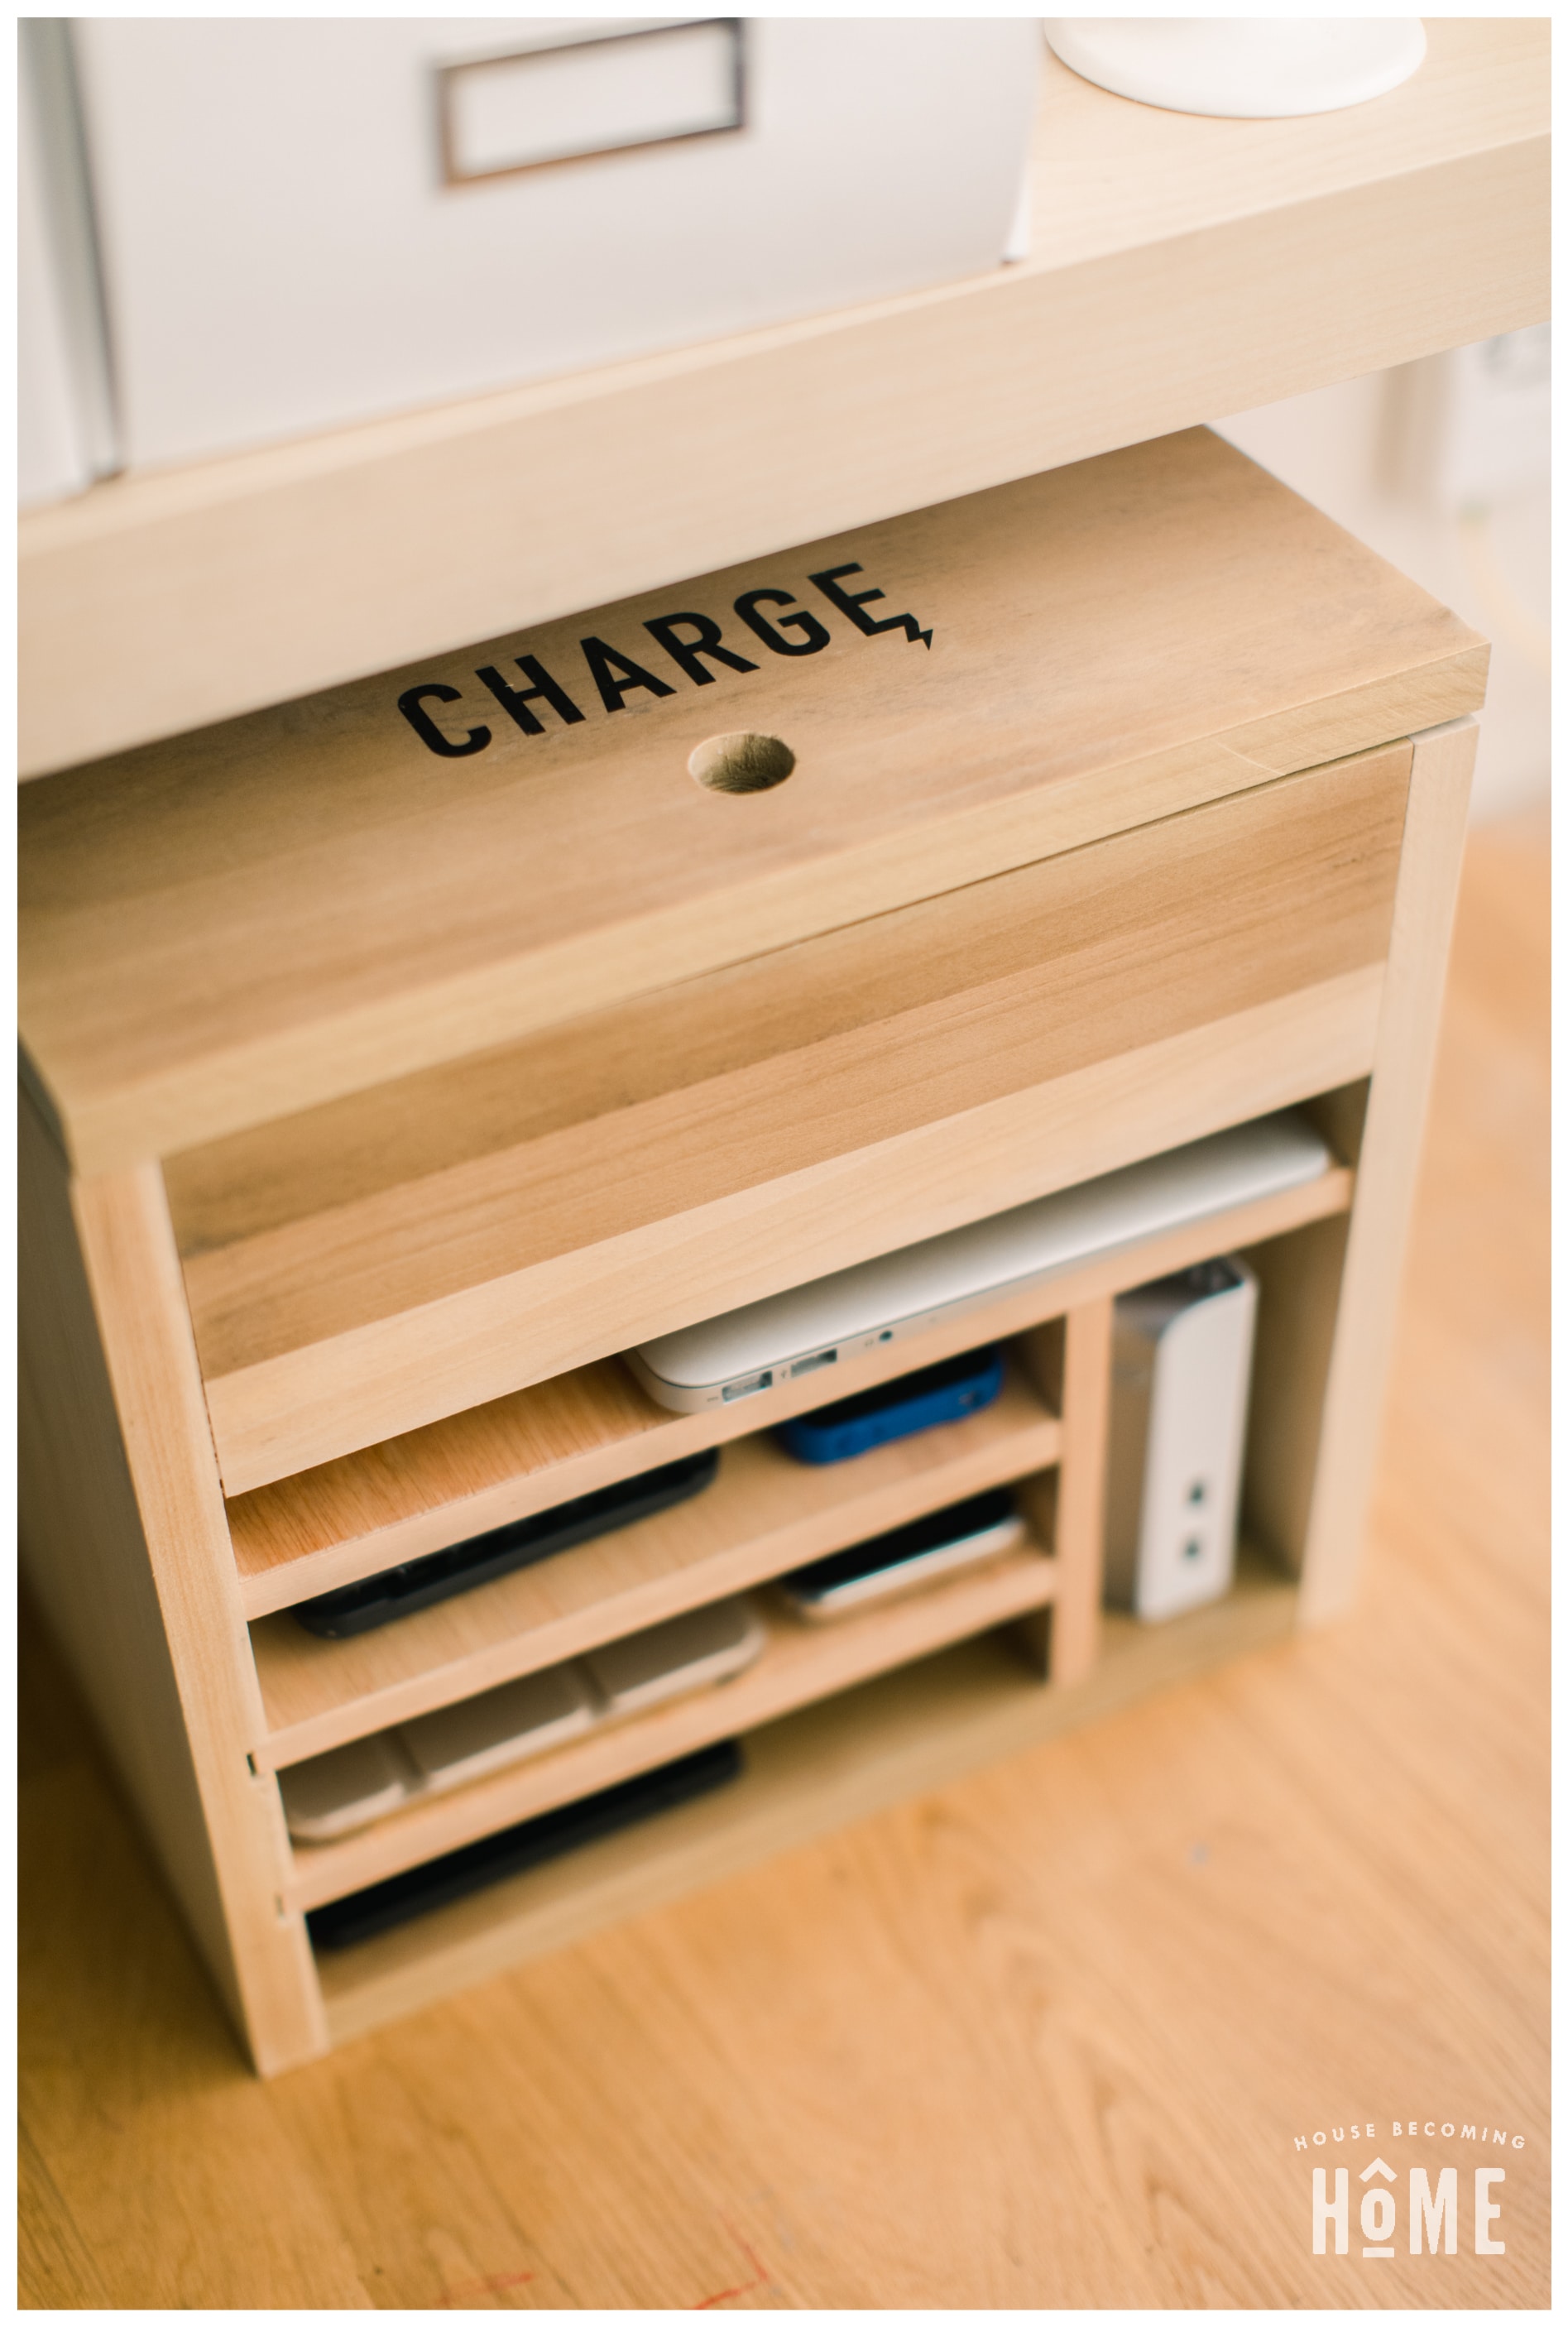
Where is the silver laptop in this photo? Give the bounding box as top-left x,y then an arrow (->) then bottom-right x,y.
627,1111 -> 1331,1413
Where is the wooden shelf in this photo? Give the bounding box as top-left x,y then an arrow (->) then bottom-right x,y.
251,1362 -> 1061,1767
286,1540 -> 1057,1912
165,741 -> 1403,1493
228,1161 -> 1355,1619
313,1551 -> 1298,2042
18,19 -> 1546,780
17,305 -> 1485,2068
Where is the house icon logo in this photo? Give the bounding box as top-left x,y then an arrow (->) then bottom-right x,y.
1297,2121 -> 1522,2259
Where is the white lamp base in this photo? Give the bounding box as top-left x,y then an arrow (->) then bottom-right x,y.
1042,19 -> 1427,119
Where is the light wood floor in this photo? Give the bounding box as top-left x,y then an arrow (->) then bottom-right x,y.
19,811 -> 1548,2310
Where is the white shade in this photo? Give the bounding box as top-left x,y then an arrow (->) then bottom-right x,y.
1043,20 -> 1427,119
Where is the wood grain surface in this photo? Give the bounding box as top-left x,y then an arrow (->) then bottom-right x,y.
227,1159 -> 1353,1617
169,747 -> 1405,1272
314,1560 -> 1299,2045
202,967 -> 1383,1493
285,1544 -> 1058,1916
17,1097 -> 326,2074
19,432 -> 1482,1173
183,722 -> 1403,1490
17,21 -> 1544,781
174,746 -> 1407,1377
248,1366 -> 1062,1765
19,808 -> 1546,2307
1297,719 -> 1478,1621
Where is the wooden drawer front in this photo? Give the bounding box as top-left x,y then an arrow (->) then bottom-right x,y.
182,741 -> 1408,1490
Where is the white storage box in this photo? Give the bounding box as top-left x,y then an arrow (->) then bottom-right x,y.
69,16 -> 1039,471
19,22 -> 115,507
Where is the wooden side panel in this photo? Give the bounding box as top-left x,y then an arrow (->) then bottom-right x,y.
1237,1076 -> 1372,1568
1240,1213 -> 1351,1576
17,1091 -> 328,2074
1028,1299 -> 1114,1686
1296,718 -> 1479,1622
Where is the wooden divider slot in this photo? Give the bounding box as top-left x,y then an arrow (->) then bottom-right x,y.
311,1552 -> 1301,2041
286,1541 -> 1057,1912
252,1361 -> 1062,1768
228,1164 -> 1356,1619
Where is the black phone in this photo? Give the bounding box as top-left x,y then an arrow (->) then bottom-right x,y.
291,1448 -> 721,1638
776,1487 -> 1023,1619
305,1740 -> 743,1950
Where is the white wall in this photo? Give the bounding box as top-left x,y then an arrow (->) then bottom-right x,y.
1215,348 -> 1549,823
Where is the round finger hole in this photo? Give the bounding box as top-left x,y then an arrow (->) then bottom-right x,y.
688,732 -> 795,795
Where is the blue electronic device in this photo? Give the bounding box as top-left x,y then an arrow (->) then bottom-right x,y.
777,1345 -> 1005,1465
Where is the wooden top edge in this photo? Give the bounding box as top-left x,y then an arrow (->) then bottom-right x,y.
21,431 -> 1486,1166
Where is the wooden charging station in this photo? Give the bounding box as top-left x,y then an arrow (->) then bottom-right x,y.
20,427 -> 1484,2072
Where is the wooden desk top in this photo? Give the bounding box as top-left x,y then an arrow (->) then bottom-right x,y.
18,18 -> 1544,779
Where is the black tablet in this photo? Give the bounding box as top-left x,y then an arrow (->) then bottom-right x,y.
306,1740 -> 743,1950
291,1448 -> 721,1637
